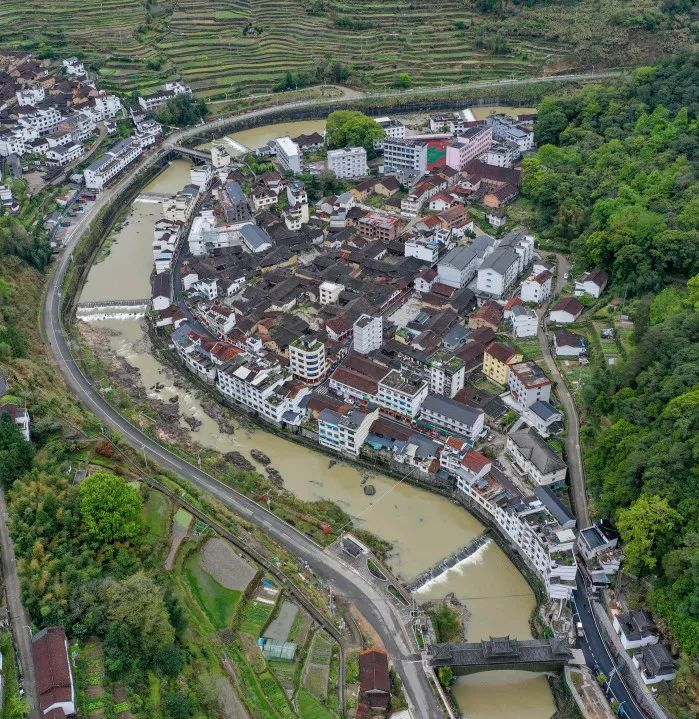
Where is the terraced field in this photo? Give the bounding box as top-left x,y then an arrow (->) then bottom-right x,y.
1,0 -> 687,96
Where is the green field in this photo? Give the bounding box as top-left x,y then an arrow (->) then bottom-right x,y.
239,599 -> 276,637
0,0 -> 686,96
144,490 -> 171,539
184,553 -> 242,628
297,688 -> 337,719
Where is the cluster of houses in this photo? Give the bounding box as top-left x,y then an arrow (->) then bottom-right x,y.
0,54 -> 123,173
143,126 -> 625,604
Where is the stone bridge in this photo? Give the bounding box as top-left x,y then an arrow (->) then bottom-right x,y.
428,636 -> 572,675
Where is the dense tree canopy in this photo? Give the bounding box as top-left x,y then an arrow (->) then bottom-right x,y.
154,94 -> 207,127
325,110 -> 385,154
80,471 -> 144,544
0,413 -> 34,488
524,52 -> 699,294
582,276 -> 699,658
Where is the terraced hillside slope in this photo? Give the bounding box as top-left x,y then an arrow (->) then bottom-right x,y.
1,0 -> 692,97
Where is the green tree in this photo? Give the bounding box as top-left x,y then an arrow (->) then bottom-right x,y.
80,471 -> 144,544
103,572 -> 175,657
325,110 -> 385,154
155,94 -> 207,127
0,413 -> 34,488
437,666 -> 455,687
154,643 -> 185,677
164,691 -> 194,719
392,72 -> 412,89
618,495 -> 682,576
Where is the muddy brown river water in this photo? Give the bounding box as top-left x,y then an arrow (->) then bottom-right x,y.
79,115 -> 553,718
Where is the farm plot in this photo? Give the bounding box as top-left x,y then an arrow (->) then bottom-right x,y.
165,508 -> 191,570
184,550 -> 243,629
302,631 -> 334,700
239,598 -> 277,637
297,688 -> 337,719
264,600 -> 298,641
144,490 -> 171,539
200,537 -> 256,591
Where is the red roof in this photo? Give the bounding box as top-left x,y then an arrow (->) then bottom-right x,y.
530,270 -> 552,285
330,367 -> 379,396
431,282 -> 456,298
359,649 -> 390,710
32,627 -> 74,713
551,297 -> 584,318
463,450 -> 492,473
504,296 -> 522,311
485,340 -> 520,364
446,436 -> 467,451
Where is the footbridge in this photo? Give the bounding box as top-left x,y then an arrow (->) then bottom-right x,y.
170,145 -> 211,162
428,636 -> 572,675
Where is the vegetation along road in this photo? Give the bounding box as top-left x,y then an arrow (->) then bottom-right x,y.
41,72 -> 620,718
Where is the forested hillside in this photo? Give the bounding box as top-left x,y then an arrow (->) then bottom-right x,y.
524,51 -> 699,292
523,54 -> 699,698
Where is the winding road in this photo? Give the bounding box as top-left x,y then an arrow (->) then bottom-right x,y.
40,73 -> 622,717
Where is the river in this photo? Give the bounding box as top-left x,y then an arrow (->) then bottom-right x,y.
78,114 -> 553,719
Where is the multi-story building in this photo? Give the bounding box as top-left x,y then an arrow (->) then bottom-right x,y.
357,212 -> 401,241
382,139 -> 427,176
499,230 -> 535,273
289,336 -> 326,384
63,56 -> 86,76
508,361 -> 553,407
510,305 -> 538,338
188,213 -> 238,256
521,270 -> 552,303
329,355 -> 389,403
275,136 -> 301,174
377,370 -> 428,419
327,147 -> 368,179
574,270 -> 608,299
419,394 -> 484,440
437,246 -> 479,289
445,126 -> 493,171
0,131 -> 27,157
479,141 -> 518,168
486,114 -> 535,153
374,117 -> 405,141
483,341 -> 523,385
45,142 -> 83,166
506,427 -> 567,486
353,315 -> 383,355
405,236 -> 439,263
83,137 -> 144,190
162,184 -> 199,223
319,281 -> 345,305
429,352 -> 465,398
222,181 -> 252,222
16,86 -> 45,106
318,405 -> 379,457
476,247 -> 520,297
18,106 -> 62,136
190,163 -> 214,189
138,82 -> 191,111
216,353 -> 307,425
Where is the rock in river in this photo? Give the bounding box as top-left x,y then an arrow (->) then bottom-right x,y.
224,451 -> 255,472
363,484 -> 376,496
250,449 -> 271,465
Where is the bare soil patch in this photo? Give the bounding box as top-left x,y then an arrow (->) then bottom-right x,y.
200,537 -> 255,591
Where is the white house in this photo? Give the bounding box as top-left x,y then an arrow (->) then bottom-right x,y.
353,315 -> 383,355
549,297 -> 584,324
521,270 -> 552,304
405,236 -> 439,264
327,147 -> 368,179
275,136 -> 301,174
319,281 -> 345,305
613,610 -> 658,650
510,305 -> 538,338
377,371 -> 428,419
151,272 -> 172,311
476,247 -> 519,298
508,361 -> 553,408
554,329 -> 586,357
438,246 -> 478,289
633,644 -> 676,685
240,224 -> 273,254
420,394 -> 484,440
32,627 -> 76,717
574,270 -> 608,299
289,336 -> 326,384
0,403 -> 30,441
429,353 -> 466,398
506,427 -> 567,486
318,405 -> 379,457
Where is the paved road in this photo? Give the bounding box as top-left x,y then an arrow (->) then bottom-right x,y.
0,489 -> 39,719
573,574 -> 644,719
537,253 -> 591,527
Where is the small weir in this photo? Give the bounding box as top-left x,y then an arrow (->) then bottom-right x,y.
407,533 -> 491,591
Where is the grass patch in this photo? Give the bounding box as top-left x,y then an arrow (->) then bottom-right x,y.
144,490 -> 171,538
173,507 -> 192,529
184,552 -> 242,629
297,688 -> 337,719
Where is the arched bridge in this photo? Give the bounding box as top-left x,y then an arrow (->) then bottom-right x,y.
428,636 -> 572,675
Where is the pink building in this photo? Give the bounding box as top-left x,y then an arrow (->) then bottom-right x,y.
446,126 -> 493,171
